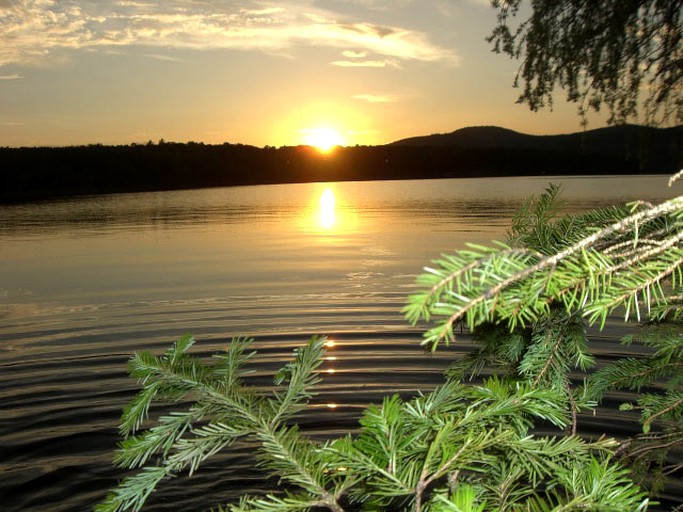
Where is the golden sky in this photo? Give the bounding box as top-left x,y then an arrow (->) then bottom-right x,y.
0,0 -> 608,147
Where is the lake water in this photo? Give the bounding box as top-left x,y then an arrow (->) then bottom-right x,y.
1,176 -> 681,511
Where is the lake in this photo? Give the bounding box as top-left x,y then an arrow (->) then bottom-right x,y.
1,176 -> 681,511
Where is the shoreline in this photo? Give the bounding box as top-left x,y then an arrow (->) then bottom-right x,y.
1,142 -> 679,204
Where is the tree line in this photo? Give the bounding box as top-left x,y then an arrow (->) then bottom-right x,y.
1,139 -> 680,203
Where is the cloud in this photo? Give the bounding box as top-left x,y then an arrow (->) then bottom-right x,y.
333,0 -> 417,12
244,7 -> 286,17
0,0 -> 459,67
352,93 -> 397,102
331,59 -> 397,68
142,53 -> 183,62
342,50 -> 367,58
0,72 -> 22,79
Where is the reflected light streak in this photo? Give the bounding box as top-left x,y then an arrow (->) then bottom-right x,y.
324,339 -> 336,348
319,188 -> 336,229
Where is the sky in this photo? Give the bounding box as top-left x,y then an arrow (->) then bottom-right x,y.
0,0 -> 610,148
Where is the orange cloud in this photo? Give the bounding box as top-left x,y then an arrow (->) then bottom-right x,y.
0,0 -> 459,68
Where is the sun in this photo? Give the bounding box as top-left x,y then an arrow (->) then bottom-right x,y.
302,127 -> 346,152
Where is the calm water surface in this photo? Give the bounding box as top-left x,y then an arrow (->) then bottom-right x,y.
1,176 -> 681,511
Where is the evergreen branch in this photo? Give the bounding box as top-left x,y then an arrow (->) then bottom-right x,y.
269,336 -> 326,426
662,461 -> 683,477
587,357 -> 679,399
101,332 -> 654,511
164,334 -> 196,365
227,491 -> 344,512
255,423 -> 333,498
404,244 -> 535,325
641,390 -> 683,433
604,231 -> 683,275
530,328 -> 566,387
211,337 -> 257,391
114,410 -> 201,469
419,434 -> 472,489
99,335 -> 333,512
415,435 -> 472,512
548,458 -> 650,512
495,435 -> 602,487
415,429 -> 508,510
566,380 -> 578,436
119,381 -> 164,436
406,194 -> 683,349
584,254 -> 683,326
129,348 -> 263,426
95,466 -> 169,512
464,377 -> 569,430
330,436 -> 415,499
432,484 -> 488,512
624,430 -> 683,460
168,420 -> 248,475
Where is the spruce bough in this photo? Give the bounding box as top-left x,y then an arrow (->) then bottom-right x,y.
99,179 -> 683,511
97,337 -> 649,512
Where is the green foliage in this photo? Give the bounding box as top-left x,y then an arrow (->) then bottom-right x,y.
406,183 -> 683,503
586,320 -> 683,491
404,186 -> 683,350
97,336 -> 332,512
99,335 -> 649,511
588,321 -> 683,408
488,0 -> 683,125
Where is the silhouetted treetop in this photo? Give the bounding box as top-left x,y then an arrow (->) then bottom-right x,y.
489,0 -> 682,125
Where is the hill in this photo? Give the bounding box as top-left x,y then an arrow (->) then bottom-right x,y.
392,124 -> 683,158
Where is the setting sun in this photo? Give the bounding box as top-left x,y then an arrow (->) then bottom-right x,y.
302,127 -> 346,152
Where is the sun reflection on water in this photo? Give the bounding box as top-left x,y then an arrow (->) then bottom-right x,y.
324,338 -> 338,408
300,185 -> 361,235
319,188 -> 336,229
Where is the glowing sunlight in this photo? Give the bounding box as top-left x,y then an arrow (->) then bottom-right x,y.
319,188 -> 337,229
300,185 -> 360,236
303,127 -> 346,152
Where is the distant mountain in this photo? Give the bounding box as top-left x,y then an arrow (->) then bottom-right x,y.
391,124 -> 683,158
393,126 -> 534,148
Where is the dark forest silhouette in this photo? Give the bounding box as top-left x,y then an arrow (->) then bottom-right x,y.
1,125 -> 681,202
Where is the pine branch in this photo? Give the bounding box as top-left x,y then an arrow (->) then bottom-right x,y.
168,420 -> 249,476
553,458 -> 650,511
269,336 -> 326,426
99,335 -> 332,512
624,429 -> 683,460
640,390 -> 683,433
587,357 -> 678,399
211,336 -> 257,391
405,194 -> 683,349
114,409 -> 201,469
226,491 -> 343,512
95,467 -> 169,512
255,424 -> 326,492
